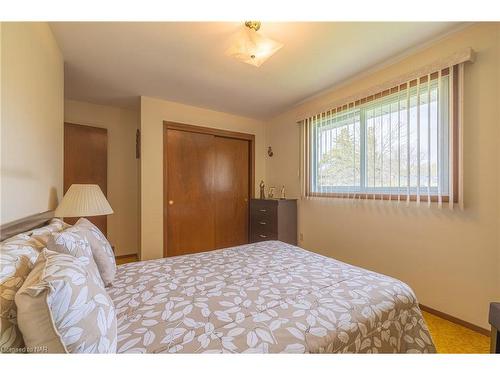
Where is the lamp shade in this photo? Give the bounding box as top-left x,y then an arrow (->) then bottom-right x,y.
55,184 -> 113,218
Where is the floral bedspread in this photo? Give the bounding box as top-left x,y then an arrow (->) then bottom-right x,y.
107,241 -> 435,353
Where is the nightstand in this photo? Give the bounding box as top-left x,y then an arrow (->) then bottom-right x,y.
490,303 -> 500,353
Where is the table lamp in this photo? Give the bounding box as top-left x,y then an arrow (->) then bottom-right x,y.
55,184 -> 113,218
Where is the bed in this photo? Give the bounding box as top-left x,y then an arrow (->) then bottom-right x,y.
1,213 -> 435,354
107,240 -> 436,353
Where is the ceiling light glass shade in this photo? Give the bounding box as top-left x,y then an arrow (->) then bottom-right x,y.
55,184 -> 113,218
226,27 -> 283,67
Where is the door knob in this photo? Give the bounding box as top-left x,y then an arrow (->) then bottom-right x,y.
168,200 -> 174,205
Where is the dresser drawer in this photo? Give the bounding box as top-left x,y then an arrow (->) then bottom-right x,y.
250,232 -> 278,243
250,200 -> 277,219
250,215 -> 277,234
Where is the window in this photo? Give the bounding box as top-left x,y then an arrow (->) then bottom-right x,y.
303,66 -> 462,204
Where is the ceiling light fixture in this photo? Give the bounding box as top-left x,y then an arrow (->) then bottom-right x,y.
226,21 -> 283,67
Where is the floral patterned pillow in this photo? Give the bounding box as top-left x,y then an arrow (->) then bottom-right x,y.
0,255 -> 30,352
30,218 -> 71,246
46,231 -> 105,288
15,249 -> 117,353
0,234 -> 44,353
0,233 -> 44,267
72,218 -> 116,286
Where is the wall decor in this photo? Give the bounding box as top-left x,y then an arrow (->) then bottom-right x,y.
136,129 -> 141,159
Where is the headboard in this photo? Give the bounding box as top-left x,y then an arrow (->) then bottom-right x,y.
0,210 -> 54,242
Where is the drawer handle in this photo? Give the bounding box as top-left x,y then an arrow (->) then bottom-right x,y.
259,209 -> 267,212
259,234 -> 267,238
259,221 -> 267,225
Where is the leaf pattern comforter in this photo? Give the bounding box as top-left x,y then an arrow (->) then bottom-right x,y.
107,241 -> 435,353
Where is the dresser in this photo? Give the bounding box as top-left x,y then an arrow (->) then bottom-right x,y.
249,199 -> 297,245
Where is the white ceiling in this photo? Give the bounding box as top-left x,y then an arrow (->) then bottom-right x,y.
50,22 -> 464,119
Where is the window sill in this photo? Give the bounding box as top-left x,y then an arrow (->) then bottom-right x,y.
306,192 -> 452,203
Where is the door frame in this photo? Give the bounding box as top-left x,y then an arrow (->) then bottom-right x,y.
163,121 -> 256,257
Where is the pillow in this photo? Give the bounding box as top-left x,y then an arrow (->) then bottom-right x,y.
72,218 -> 116,286
46,231 -> 105,288
0,255 -> 30,352
15,249 -> 117,353
30,218 -> 71,246
0,233 -> 44,267
0,234 -> 44,353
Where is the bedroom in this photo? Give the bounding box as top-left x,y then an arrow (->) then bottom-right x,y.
1,0 -> 499,371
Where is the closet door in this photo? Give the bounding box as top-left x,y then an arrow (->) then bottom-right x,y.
165,129 -> 216,256
164,122 -> 254,257
214,137 -> 249,248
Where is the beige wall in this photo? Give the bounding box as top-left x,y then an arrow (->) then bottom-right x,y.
64,99 -> 140,256
1,23 -> 64,224
265,23 -> 500,329
497,24 -> 500,311
140,96 -> 266,260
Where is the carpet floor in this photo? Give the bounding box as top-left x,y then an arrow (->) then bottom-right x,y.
422,311 -> 490,353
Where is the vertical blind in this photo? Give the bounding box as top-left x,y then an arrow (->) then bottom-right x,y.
301,63 -> 465,209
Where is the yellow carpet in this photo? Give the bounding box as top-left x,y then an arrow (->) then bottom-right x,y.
422,311 -> 490,353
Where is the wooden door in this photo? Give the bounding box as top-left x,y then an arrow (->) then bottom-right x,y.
165,129 -> 216,256
214,137 -> 249,248
64,123 -> 108,235
164,122 -> 254,257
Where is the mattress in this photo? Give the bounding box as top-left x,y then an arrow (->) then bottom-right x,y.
107,241 -> 435,353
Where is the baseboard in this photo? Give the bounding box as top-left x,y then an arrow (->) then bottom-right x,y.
419,304 -> 490,337
115,253 -> 138,259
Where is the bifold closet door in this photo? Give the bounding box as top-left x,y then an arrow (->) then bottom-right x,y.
165,129 -> 216,256
214,137 -> 249,249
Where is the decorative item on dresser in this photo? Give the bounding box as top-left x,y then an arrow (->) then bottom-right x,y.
268,187 -> 275,198
249,198 -> 297,245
